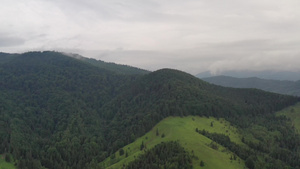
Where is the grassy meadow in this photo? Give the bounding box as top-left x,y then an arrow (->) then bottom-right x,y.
277,102 -> 300,132
0,154 -> 15,169
101,116 -> 246,169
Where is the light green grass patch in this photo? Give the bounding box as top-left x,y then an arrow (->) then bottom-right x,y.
277,102 -> 300,132
101,116 -> 245,169
0,154 -> 16,169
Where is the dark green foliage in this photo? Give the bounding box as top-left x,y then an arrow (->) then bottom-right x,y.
140,141 -> 144,151
110,153 -> 116,160
119,148 -> 124,156
245,156 -> 255,169
200,160 -> 204,167
0,51 -> 140,168
0,52 -> 18,64
125,141 -> 192,169
197,129 -> 300,168
0,51 -> 299,168
5,153 -> 11,162
209,142 -> 219,150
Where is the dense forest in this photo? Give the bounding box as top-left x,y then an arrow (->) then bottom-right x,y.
0,51 -> 300,169
125,141 -> 192,169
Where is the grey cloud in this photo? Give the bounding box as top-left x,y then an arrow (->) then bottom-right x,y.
46,0 -> 163,22
0,35 -> 25,47
1,0 -> 300,74
80,38 -> 300,75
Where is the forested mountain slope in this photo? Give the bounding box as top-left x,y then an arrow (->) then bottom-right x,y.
101,69 -> 300,168
202,75 -> 300,96
66,53 -> 149,75
0,51 -> 299,169
0,51 -> 139,169
0,52 -> 18,65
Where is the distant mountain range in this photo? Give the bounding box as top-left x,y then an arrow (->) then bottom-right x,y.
196,70 -> 300,81
202,76 -> 300,96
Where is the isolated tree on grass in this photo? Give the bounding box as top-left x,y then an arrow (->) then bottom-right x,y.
5,153 -> 11,162
140,141 -> 145,150
119,148 -> 124,156
200,160 -> 205,167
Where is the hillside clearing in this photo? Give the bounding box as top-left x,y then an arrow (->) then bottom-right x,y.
0,154 -> 15,169
101,116 -> 245,169
277,102 -> 300,132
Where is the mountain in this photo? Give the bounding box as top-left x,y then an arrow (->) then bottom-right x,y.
95,69 -> 300,168
195,71 -> 213,79
0,51 -> 139,169
202,76 -> 300,96
65,53 -> 149,75
196,70 -> 300,81
0,51 -> 300,169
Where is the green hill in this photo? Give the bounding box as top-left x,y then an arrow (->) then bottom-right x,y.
277,102 -> 300,132
102,116 -> 245,169
103,109 -> 300,169
0,51 -> 300,169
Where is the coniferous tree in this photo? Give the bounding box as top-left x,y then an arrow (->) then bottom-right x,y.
200,160 -> 205,167
140,141 -> 144,150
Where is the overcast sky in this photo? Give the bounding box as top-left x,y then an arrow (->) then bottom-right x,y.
1,0 -> 300,74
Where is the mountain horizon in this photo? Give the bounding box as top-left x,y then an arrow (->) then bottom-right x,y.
1,51 -> 300,169
196,70 -> 300,81
202,75 -> 300,96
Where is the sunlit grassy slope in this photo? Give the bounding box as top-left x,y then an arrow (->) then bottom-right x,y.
277,102 -> 300,132
0,155 -> 15,169
101,116 -> 246,169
